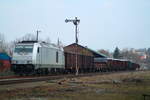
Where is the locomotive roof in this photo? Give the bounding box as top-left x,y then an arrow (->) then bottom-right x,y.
39,42 -> 63,50
16,41 -> 63,50
18,40 -> 38,43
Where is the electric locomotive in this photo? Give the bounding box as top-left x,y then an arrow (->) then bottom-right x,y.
11,41 -> 65,75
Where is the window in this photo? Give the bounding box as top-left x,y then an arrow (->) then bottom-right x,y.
37,47 -> 40,53
56,51 -> 58,63
14,45 -> 33,53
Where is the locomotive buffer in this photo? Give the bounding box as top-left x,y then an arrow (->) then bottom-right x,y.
65,17 -> 80,75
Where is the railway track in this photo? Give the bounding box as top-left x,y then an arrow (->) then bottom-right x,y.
0,75 -> 70,85
0,70 -> 139,85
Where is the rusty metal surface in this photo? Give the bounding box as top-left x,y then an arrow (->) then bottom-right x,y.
65,52 -> 94,70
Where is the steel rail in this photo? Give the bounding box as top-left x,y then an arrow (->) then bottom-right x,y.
0,70 -> 139,85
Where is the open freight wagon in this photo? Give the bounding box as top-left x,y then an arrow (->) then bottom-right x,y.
64,43 -> 106,73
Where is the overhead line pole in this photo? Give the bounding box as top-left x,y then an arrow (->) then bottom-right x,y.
36,30 -> 41,42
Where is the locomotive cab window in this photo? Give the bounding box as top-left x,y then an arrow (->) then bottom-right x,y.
56,51 -> 58,63
14,45 -> 33,53
37,47 -> 40,53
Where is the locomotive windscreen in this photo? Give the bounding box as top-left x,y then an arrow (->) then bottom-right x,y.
14,45 -> 33,53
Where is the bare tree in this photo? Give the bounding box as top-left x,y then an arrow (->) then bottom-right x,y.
6,33 -> 36,55
12,33 -> 37,43
121,49 -> 141,63
22,33 -> 36,41
98,49 -> 111,57
0,33 -> 7,53
45,37 -> 51,43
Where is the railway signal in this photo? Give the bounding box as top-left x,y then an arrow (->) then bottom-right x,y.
65,17 -> 80,44
65,17 -> 80,75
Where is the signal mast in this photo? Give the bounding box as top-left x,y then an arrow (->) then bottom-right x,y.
65,17 -> 80,75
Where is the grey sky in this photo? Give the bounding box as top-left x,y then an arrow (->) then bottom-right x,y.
0,0 -> 150,51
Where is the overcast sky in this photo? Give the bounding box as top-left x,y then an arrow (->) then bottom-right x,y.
0,0 -> 150,51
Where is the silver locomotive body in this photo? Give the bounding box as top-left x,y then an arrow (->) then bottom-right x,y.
11,41 -> 65,75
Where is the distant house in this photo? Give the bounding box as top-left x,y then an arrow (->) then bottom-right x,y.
136,52 -> 147,60
135,49 -> 147,60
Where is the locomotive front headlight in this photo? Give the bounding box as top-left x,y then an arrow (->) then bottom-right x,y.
12,60 -> 17,64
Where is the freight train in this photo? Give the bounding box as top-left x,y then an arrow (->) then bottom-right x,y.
11,41 -> 140,75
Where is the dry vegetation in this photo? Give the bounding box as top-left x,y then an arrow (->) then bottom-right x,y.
0,71 -> 150,100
